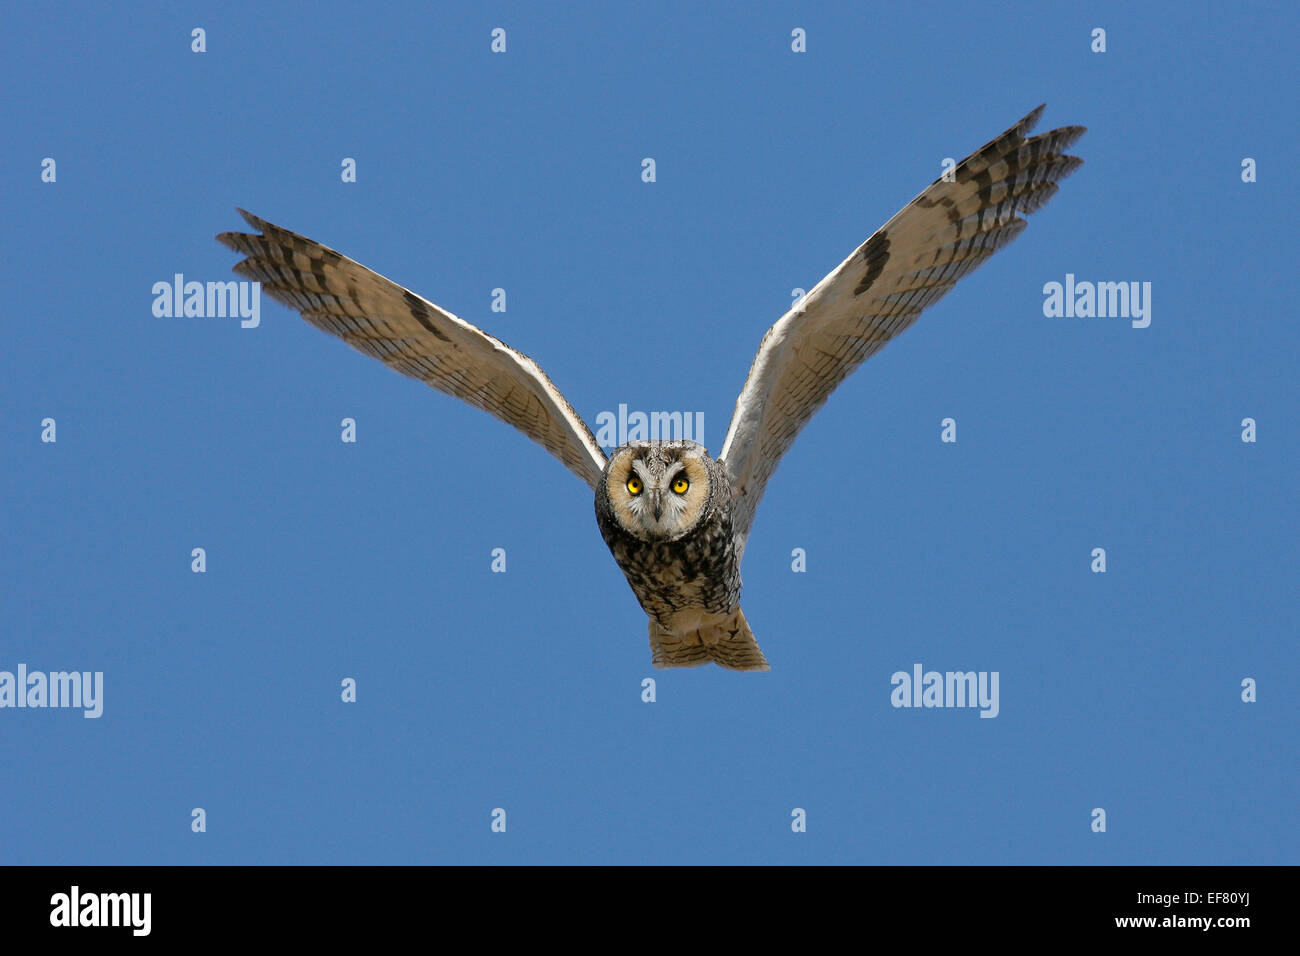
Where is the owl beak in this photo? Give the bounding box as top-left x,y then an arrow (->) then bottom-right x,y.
651,491 -> 664,522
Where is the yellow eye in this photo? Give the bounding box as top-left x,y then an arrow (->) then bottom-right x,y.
671,476 -> 689,495
626,476 -> 643,495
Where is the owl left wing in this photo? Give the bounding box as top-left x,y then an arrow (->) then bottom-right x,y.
217,210 -> 608,489
720,106 -> 1084,552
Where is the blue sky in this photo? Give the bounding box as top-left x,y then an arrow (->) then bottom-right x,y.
2,1 -> 1295,864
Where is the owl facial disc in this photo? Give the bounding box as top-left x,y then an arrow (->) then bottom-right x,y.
603,441 -> 712,542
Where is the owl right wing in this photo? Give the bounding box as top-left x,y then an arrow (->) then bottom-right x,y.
719,106 -> 1084,554
217,210 -> 608,489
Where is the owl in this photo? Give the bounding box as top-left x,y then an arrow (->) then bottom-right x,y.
594,440 -> 762,669
218,106 -> 1084,671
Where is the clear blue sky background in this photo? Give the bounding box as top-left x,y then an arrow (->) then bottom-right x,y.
2,1 -> 1295,864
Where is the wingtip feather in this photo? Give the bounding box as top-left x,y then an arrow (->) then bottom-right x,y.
235,207 -> 268,232
1020,103 -> 1047,133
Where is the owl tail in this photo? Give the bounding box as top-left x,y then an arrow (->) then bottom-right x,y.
649,608 -> 771,672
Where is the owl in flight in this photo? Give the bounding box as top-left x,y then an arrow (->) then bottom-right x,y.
219,106 -> 1084,672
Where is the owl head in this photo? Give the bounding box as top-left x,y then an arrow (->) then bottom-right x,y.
599,440 -> 723,543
